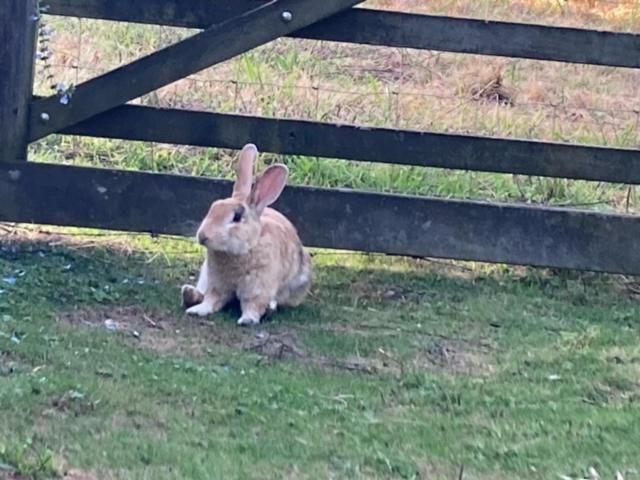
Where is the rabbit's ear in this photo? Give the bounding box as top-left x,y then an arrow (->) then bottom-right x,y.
232,144 -> 258,201
250,164 -> 289,214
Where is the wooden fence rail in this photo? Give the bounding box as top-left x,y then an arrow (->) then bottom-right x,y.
3,161 -> 640,275
61,104 -> 640,185
47,0 -> 640,68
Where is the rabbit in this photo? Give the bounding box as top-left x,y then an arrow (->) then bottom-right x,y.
181,143 -> 312,326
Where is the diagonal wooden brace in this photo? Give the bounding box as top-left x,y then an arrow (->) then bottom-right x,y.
28,0 -> 364,141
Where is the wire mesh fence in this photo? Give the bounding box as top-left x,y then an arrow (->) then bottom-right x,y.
29,2 -> 640,214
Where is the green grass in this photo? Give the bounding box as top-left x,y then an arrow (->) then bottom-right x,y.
1,231 -> 639,479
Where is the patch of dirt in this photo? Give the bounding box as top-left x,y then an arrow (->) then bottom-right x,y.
49,390 -> 98,417
58,305 -> 239,357
346,340 -> 493,377
0,226 -> 144,257
264,324 -> 494,377
58,306 -> 375,373
308,323 -> 495,377
0,465 -> 95,480
0,351 -> 30,377
246,332 -> 377,374
244,331 -> 305,360
62,470 -> 99,480
416,339 -> 494,376
0,351 -> 16,374
58,305 -> 493,377
108,411 -> 169,441
618,276 -> 640,300
583,379 -> 640,406
347,279 -> 431,305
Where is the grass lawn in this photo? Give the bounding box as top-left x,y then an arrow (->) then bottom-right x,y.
1,229 -> 639,479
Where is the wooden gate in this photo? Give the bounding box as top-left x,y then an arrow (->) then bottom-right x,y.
1,0 -> 640,274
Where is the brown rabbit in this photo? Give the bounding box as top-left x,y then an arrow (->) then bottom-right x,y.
181,144 -> 312,325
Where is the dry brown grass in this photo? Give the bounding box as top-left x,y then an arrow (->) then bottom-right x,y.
368,0 -> 640,30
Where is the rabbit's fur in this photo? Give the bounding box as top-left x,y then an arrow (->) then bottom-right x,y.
181,144 -> 312,325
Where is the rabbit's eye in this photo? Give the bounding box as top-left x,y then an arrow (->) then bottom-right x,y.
232,206 -> 245,223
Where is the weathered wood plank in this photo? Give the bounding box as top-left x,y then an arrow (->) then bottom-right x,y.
46,0 -> 262,26
300,9 -> 640,68
2,161 -> 640,274
0,0 -> 38,161
29,0 -> 364,141
46,0 -> 640,68
60,104 -> 640,184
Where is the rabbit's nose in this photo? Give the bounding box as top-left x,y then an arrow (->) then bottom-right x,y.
197,233 -> 209,246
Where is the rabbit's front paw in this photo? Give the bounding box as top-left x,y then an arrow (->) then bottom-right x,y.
186,302 -> 214,317
182,284 -> 204,309
237,314 -> 260,326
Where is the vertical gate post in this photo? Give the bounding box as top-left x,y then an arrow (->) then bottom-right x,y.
0,0 -> 38,161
